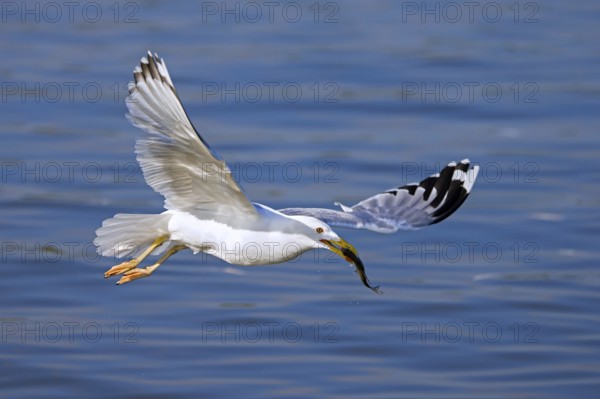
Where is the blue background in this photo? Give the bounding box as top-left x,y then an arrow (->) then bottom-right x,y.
1,1 -> 599,397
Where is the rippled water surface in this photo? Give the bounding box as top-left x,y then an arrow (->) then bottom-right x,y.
1,1 -> 599,398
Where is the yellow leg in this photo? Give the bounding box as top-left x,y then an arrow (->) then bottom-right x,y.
116,244 -> 187,285
104,235 -> 169,278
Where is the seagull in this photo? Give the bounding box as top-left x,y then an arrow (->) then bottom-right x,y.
95,51 -> 479,294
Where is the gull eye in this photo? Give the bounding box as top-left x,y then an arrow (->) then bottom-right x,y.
316,227 -> 324,234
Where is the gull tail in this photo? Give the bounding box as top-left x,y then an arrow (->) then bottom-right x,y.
94,213 -> 172,258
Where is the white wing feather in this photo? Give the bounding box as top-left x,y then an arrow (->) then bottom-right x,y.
126,51 -> 257,218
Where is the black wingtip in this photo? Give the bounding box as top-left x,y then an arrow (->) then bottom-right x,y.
428,160 -> 475,224
412,160 -> 477,225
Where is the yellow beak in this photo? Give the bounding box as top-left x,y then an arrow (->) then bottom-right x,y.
320,238 -> 382,294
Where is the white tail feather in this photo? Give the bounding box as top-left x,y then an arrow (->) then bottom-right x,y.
94,213 -> 172,258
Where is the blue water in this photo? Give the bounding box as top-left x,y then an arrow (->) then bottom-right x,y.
1,1 -> 599,397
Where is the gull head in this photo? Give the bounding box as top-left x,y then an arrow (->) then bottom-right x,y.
288,215 -> 382,294
288,215 -> 354,254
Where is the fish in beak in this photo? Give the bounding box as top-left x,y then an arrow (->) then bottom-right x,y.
320,238 -> 382,294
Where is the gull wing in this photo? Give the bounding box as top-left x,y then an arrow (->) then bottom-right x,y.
126,51 -> 257,218
280,160 -> 479,233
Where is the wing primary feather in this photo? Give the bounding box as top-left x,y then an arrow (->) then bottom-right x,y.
429,163 -> 456,208
125,52 -> 257,217
279,159 -> 479,232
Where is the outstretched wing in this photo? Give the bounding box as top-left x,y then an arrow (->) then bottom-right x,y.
126,51 -> 257,218
280,159 -> 479,233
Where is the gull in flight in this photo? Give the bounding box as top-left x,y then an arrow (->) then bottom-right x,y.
95,51 -> 479,294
